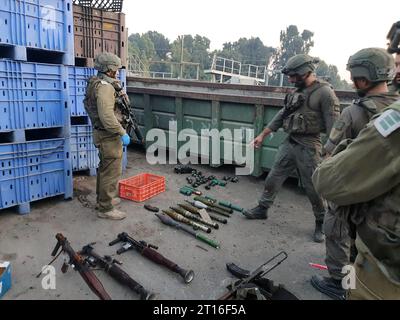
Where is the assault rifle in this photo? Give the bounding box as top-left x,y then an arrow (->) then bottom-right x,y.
218,251 -> 288,300
80,244 -> 155,300
40,233 -> 111,300
112,81 -> 144,143
109,232 -> 195,284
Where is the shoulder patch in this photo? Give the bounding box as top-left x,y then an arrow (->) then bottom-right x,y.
100,80 -> 108,85
374,109 -> 400,137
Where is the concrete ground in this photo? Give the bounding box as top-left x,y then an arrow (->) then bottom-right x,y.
0,147 -> 330,300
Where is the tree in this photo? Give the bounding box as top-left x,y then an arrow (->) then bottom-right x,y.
170,34 -> 212,80
218,37 -> 275,66
270,25 -> 314,86
143,31 -> 171,60
316,60 -> 352,90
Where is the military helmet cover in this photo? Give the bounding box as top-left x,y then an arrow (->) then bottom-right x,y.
282,54 -> 319,76
94,52 -> 122,72
346,47 -> 395,82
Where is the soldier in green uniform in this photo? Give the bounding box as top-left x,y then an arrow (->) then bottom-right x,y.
84,52 -> 130,220
243,54 -> 340,243
312,100 -> 400,300
388,52 -> 400,94
311,48 -> 399,300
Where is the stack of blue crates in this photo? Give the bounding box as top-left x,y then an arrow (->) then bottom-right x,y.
0,0 -> 75,214
0,0 -> 128,215
68,67 -> 128,175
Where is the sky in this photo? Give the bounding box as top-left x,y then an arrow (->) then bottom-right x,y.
123,0 -> 399,81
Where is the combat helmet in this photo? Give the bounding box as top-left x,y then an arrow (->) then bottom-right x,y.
346,48 -> 395,82
282,54 -> 319,76
94,52 -> 122,73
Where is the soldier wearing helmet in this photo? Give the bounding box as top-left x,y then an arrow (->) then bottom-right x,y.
313,87 -> 400,300
83,52 -> 130,220
310,47 -> 399,300
244,54 -> 340,244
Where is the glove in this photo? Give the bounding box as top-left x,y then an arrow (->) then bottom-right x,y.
121,133 -> 130,146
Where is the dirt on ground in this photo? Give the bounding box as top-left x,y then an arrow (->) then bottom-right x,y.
0,147 -> 330,300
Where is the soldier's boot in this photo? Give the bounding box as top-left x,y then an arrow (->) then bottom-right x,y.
313,221 -> 325,243
95,198 -> 121,210
97,208 -> 127,220
242,204 -> 268,220
310,275 -> 346,300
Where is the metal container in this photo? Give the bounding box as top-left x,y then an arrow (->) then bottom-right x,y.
73,4 -> 127,67
127,77 -> 355,176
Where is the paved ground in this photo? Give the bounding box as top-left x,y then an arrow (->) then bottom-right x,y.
0,147 -> 330,300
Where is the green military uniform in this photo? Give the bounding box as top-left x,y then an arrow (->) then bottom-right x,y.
313,102 -> 400,299
84,53 -> 126,215
259,79 -> 340,223
322,93 -> 399,282
310,48 -> 399,299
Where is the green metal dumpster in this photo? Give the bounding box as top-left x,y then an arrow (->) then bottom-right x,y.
127,77 -> 355,177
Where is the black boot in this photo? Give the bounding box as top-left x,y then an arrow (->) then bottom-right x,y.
242,204 -> 268,220
310,275 -> 346,300
313,221 -> 325,243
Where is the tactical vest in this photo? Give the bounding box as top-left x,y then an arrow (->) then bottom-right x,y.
282,81 -> 329,135
83,76 -> 123,130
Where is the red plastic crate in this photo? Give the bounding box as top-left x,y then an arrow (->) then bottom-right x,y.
119,173 -> 165,202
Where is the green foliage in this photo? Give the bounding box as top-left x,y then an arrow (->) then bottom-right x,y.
316,60 -> 353,90
127,26 -> 350,89
218,37 -> 276,66
270,25 -> 314,86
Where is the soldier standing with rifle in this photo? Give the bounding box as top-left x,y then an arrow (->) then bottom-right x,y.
311,48 -> 399,300
244,54 -> 340,243
84,52 -> 130,220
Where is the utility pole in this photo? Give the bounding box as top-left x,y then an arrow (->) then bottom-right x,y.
180,35 -> 184,79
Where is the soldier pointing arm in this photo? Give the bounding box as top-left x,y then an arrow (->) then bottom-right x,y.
245,54 -> 340,243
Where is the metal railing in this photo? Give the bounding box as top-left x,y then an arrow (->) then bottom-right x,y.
207,55 -> 284,86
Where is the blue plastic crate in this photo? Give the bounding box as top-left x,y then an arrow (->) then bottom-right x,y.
71,124 -> 127,174
68,67 -> 95,116
68,66 -> 127,116
0,59 -> 69,132
71,124 -> 98,172
0,0 -> 74,59
0,138 -> 72,214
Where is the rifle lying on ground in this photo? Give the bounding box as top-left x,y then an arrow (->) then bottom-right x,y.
39,233 -> 111,300
218,251 -> 288,300
112,81 -> 144,143
155,213 -> 220,249
109,232 -> 195,284
80,244 -> 155,300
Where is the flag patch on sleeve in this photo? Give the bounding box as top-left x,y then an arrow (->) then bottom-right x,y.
374,109 -> 400,137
